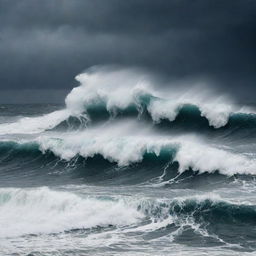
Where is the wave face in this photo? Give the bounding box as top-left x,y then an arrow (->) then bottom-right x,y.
0,67 -> 256,255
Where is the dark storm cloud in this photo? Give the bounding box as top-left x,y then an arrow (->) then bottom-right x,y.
0,0 -> 255,102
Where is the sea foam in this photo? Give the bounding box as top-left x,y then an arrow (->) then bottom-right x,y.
0,187 -> 142,237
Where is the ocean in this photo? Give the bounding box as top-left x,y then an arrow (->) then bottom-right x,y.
0,68 -> 255,256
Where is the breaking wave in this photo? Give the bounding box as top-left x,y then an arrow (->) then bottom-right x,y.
0,186 -> 255,250
1,68 -> 256,255
0,187 -> 142,237
1,131 -> 256,177
0,67 -> 255,135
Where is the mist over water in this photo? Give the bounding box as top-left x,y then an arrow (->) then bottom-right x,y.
0,67 -> 256,256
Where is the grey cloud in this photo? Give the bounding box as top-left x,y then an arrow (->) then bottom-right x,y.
1,0 -> 255,33
0,0 -> 255,102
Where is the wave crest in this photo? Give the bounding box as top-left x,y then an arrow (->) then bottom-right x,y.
1,130 -> 256,176
0,67 -> 255,135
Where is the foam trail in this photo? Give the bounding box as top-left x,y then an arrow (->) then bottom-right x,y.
0,109 -> 71,135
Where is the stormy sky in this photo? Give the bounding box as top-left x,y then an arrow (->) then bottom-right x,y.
0,0 -> 255,103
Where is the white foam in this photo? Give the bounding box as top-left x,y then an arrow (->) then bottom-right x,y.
175,142 -> 256,175
148,94 -> 233,128
0,109 -> 71,135
32,122 -> 256,175
65,67 -> 249,128
0,187 -> 143,237
65,67 -> 152,114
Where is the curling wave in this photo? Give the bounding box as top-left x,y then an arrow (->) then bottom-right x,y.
65,67 -> 255,129
0,67 -> 255,136
0,66 -> 256,256
1,129 -> 256,177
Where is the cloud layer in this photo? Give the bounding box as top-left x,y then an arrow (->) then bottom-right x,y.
0,0 -> 255,102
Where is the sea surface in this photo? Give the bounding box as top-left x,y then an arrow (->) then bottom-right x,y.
0,68 -> 256,256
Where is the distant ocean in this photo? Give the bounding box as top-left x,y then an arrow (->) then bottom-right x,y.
0,68 -> 256,256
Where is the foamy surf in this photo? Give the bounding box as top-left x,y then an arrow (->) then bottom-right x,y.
0,187 -> 142,238
0,67 -> 256,255
0,187 -> 255,237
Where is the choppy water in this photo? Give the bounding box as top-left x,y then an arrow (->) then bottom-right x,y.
0,68 -> 256,256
